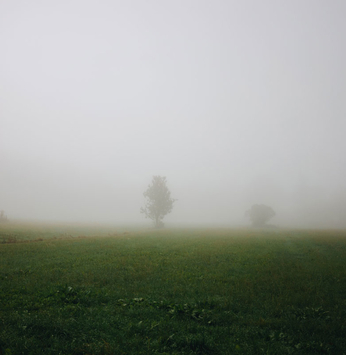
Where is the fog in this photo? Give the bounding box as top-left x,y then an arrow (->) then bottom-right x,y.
1,0 -> 345,228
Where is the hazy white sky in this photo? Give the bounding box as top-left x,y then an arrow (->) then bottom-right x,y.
1,0 -> 345,226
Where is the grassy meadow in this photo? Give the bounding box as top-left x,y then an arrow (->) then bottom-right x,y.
0,222 -> 346,354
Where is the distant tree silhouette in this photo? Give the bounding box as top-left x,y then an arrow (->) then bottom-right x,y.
0,210 -> 8,223
246,204 -> 275,227
140,176 -> 176,228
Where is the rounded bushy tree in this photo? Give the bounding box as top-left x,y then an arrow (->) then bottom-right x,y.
246,204 -> 275,227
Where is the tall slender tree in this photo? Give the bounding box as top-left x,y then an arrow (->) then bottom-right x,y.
0,210 -> 8,223
140,176 -> 176,228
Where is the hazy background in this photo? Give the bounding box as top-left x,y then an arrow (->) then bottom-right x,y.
1,0 -> 345,227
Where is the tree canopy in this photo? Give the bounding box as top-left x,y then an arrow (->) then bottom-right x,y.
140,176 -> 176,228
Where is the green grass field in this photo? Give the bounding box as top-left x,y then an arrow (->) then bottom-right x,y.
1,223 -> 346,354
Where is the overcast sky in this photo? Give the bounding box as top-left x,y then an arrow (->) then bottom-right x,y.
1,0 -> 345,226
